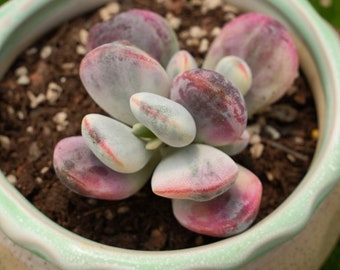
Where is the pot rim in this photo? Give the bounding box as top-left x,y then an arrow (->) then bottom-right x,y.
0,0 -> 339,269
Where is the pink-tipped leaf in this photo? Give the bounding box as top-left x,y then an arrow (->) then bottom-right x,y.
53,136 -> 157,200
172,165 -> 262,237
152,144 -> 238,201
81,114 -> 152,174
80,41 -> 171,126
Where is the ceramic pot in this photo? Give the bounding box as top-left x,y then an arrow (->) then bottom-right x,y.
0,0 -> 339,269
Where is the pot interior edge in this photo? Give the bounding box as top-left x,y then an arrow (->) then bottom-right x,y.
0,1 -> 338,270
0,0 -> 111,80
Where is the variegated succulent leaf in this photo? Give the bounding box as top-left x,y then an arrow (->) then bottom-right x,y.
170,68 -> 247,146
86,9 -> 179,67
152,144 -> 238,201
53,136 -> 159,200
130,92 -> 196,148
80,41 -> 171,126
172,165 -> 262,237
203,13 -> 299,116
81,113 -> 153,174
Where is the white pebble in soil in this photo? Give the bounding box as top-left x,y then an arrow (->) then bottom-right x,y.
202,0 -> 222,12
15,66 -> 28,77
46,82 -> 63,105
211,26 -> 221,37
166,13 -> 182,30
27,91 -> 46,109
99,2 -> 121,21
76,45 -> 87,55
250,143 -> 264,159
15,66 -> 30,85
198,38 -> 209,53
79,29 -> 89,45
53,112 -> 69,132
16,75 -> 30,85
189,26 -> 207,39
40,46 -> 52,59
0,135 -> 11,150
6,174 -> 17,185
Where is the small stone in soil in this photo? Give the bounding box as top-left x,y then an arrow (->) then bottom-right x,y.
0,135 -> 11,150
117,206 -> 130,214
264,125 -> 281,140
26,126 -> 34,134
294,136 -> 305,145
250,143 -> 264,159
15,66 -> 28,76
198,38 -> 209,53
36,177 -> 43,184
17,111 -> 25,120
40,45 -> 52,59
249,134 -> 261,145
79,29 -> 89,45
99,2 -> 121,21
17,75 -> 30,85
211,26 -> 221,37
76,45 -> 87,55
166,13 -> 182,30
27,91 -> 46,108
287,154 -> 296,163
40,167 -> 50,174
266,171 -> 274,182
61,63 -> 76,70
52,111 -> 69,131
6,174 -> 17,185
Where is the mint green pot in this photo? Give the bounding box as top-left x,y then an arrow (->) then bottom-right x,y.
0,1 -> 339,269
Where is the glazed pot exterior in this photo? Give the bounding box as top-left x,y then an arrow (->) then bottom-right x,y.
0,0 -> 339,269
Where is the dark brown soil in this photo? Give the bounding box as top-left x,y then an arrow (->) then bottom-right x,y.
0,0 -> 317,250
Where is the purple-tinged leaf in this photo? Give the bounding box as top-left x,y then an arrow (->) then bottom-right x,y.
86,9 -> 179,67
53,136 -> 157,200
172,165 -> 262,237
80,41 -> 171,126
152,144 -> 238,201
81,114 -> 152,174
170,68 -> 247,146
203,13 -> 299,116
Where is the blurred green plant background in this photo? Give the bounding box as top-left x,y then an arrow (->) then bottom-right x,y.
309,0 -> 340,27
0,0 -> 338,269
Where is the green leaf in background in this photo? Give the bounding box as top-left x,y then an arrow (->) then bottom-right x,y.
321,244 -> 340,270
309,0 -> 340,27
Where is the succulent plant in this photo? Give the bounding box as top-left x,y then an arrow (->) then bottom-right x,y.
53,10 -> 298,238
